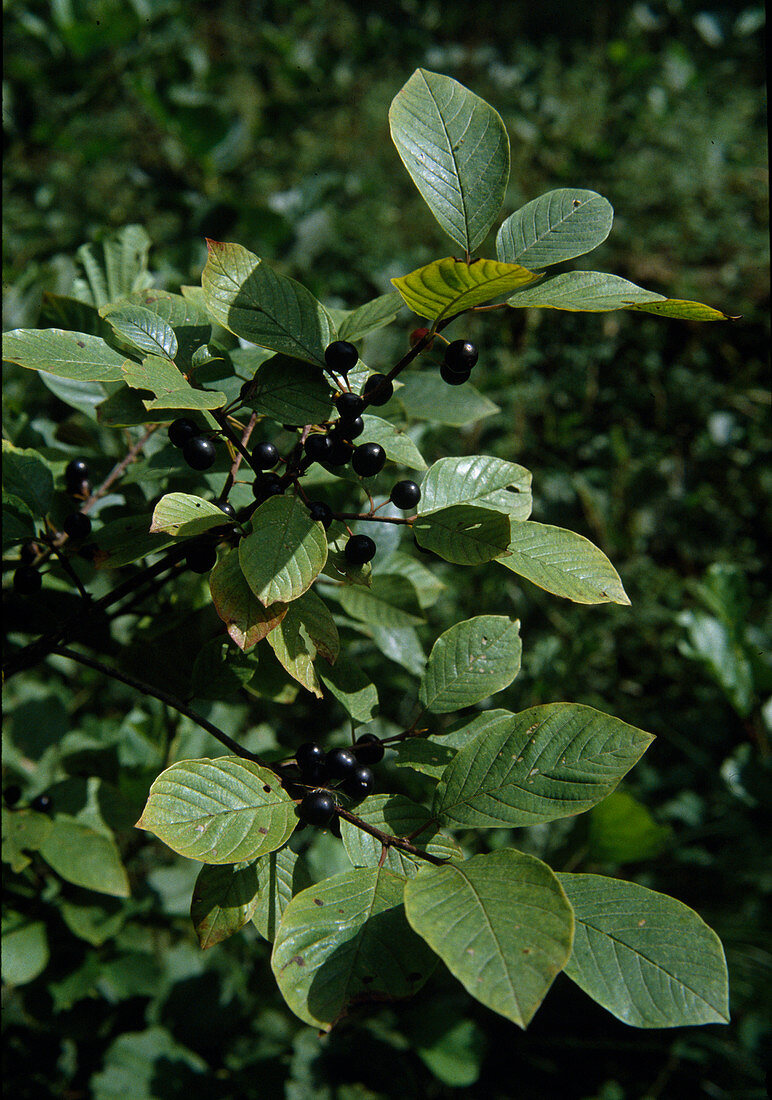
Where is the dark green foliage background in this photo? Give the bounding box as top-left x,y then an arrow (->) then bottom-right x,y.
2,0 -> 769,1096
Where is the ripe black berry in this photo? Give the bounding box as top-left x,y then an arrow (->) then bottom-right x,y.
344,534 -> 376,565
296,742 -> 326,775
168,418 -> 199,448
305,433 -> 333,464
186,543 -> 217,574
298,791 -> 336,828
354,733 -> 385,765
3,785 -> 21,807
252,472 -> 283,502
65,459 -> 89,488
336,416 -> 364,441
335,392 -> 364,419
183,435 -> 216,471
13,566 -> 42,595
326,747 -> 358,779
440,362 -> 471,386
325,434 -> 352,468
307,501 -> 333,529
253,441 -> 279,469
352,442 -> 385,478
31,794 -> 53,814
444,340 -> 478,372
362,374 -> 393,406
343,765 -> 374,802
390,480 -> 421,510
218,501 -> 236,519
63,512 -> 92,540
325,340 -> 359,374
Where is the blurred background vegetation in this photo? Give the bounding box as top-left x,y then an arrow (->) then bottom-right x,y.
2,0 -> 769,1097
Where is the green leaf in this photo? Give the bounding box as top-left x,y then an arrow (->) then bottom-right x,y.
413,505 -> 511,564
209,546 -> 287,651
149,492 -> 231,538
396,373 -> 499,425
404,851 -> 574,1027
136,758 -> 296,864
588,790 -> 672,863
191,861 -> 261,949
370,624 -> 427,675
38,820 -> 130,897
101,303 -> 179,360
359,415 -> 427,470
2,494 -> 35,548
267,589 -> 340,698
252,847 -> 313,942
239,495 -> 328,605
380,552 -> 446,609
507,270 -> 664,312
340,794 -> 462,877
335,291 -> 404,341
392,739 -> 457,780
3,328 -> 130,381
96,385 -> 196,427
1,922 -> 49,986
110,287 -> 212,365
628,298 -> 735,321
338,575 -> 424,628
271,867 -> 436,1030
318,658 -> 379,723
1,440 -> 54,518
122,355 -> 226,411
419,455 -> 532,522
389,69 -> 510,253
392,257 -> 539,321
419,615 -> 522,714
201,241 -> 336,366
433,703 -> 654,829
496,189 -> 614,269
2,808 -> 53,872
557,874 -> 730,1027
241,354 -> 334,425
496,520 -> 630,605
74,224 -> 153,307
92,515 -> 176,569
190,639 -> 257,701
58,898 -> 127,947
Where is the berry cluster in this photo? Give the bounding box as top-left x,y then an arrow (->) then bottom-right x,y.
168,418 -> 217,470
295,733 -> 385,828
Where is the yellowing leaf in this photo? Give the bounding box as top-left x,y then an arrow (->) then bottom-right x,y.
392,257 -> 540,321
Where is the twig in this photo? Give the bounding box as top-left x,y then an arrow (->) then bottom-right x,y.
82,425 -> 159,513
335,805 -> 448,866
220,411 -> 258,500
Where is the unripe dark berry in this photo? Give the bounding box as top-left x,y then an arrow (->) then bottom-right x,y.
63,512 -> 92,540
4,785 -> 22,807
13,566 -> 42,595
324,340 -> 359,374
326,747 -> 358,779
253,441 -> 279,469
440,362 -> 471,386
183,435 -> 216,470
305,433 -> 333,464
65,459 -> 89,488
336,416 -> 364,441
390,480 -> 421,510
252,472 -> 283,502
335,392 -> 364,419
362,374 -> 393,406
298,791 -> 336,828
168,418 -> 199,448
352,442 -> 385,478
31,793 -> 53,814
343,765 -> 374,802
354,733 -> 385,765
444,339 -> 478,372
218,501 -> 236,519
345,534 -> 376,565
185,543 -> 217,574
307,501 -> 333,529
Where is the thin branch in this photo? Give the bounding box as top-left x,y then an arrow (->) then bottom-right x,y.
333,512 -> 412,525
335,806 -> 448,866
82,425 -> 159,514
220,411 -> 258,500
212,409 -> 259,476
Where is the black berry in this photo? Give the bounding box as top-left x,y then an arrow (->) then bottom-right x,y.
296,742 -> 325,773
345,534 -> 376,565
390,480 -> 421,510
352,442 -> 385,478
218,501 -> 236,519
343,765 -> 374,802
307,501 -> 333,529
186,543 -> 217,574
31,794 -> 53,814
326,747 -> 358,779
65,459 -> 89,488
13,566 -> 42,595
336,416 -> 364,441
354,733 -> 385,765
324,340 -> 359,374
3,785 -> 21,807
440,362 -> 471,386
335,392 -> 364,419
63,512 -> 92,539
444,340 -> 478,372
298,791 -> 336,828
183,435 -> 216,471
325,434 -> 352,468
253,441 -> 279,469
362,374 -> 393,406
168,418 -> 199,448
305,434 -> 333,464
252,472 -> 283,502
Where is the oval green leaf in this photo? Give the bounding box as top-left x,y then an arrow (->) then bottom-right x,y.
101,303 -> 179,361
404,850 -> 574,1027
150,492 -> 231,538
241,354 -> 334,426
507,270 -> 664,312
395,373 -> 499,425
38,820 -> 130,898
335,291 -> 404,342
496,189 -> 614,270
3,329 -> 130,381
413,505 -> 511,564
419,615 -> 522,713
419,455 -> 532,522
267,588 -> 340,697
209,546 -> 287,652
359,415 -> 427,470
392,257 -> 539,321
191,861 -> 261,949
239,495 -> 328,606
252,847 -> 313,942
